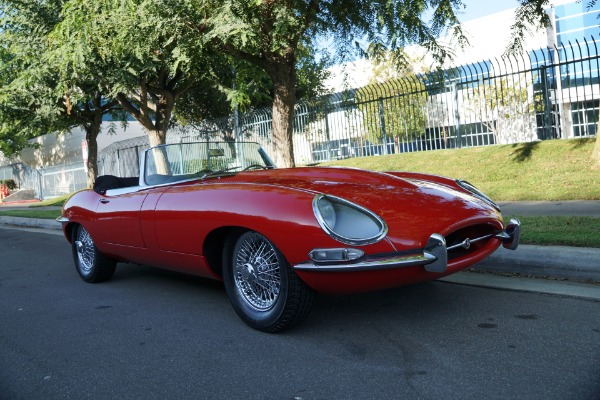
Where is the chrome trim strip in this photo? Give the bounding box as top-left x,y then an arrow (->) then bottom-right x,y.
456,180 -> 501,211
56,216 -> 69,223
294,251 -> 438,272
447,233 -> 495,251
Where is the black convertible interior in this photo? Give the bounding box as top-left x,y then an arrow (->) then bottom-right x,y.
93,175 -> 139,194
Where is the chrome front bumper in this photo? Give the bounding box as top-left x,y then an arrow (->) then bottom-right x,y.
294,219 -> 521,273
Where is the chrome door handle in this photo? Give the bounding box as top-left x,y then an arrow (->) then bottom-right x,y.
99,198 -> 110,204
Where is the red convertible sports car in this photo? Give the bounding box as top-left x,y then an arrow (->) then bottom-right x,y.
58,141 -> 520,332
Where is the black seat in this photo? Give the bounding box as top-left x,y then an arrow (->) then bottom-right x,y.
93,175 -> 139,194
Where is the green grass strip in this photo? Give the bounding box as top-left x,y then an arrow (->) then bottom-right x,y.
0,209 -> 62,219
514,216 -> 600,248
28,193 -> 73,207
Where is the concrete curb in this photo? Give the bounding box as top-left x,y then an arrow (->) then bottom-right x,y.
474,245 -> 600,283
0,216 -> 61,230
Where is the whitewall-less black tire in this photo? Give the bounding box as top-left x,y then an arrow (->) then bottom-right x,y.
223,231 -> 316,332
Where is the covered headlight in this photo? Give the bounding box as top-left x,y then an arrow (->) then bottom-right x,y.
313,194 -> 388,245
456,180 -> 500,211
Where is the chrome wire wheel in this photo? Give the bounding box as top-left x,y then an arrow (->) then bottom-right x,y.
75,226 -> 95,275
233,232 -> 281,311
71,224 -> 116,283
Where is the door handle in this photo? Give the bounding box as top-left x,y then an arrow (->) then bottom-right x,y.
99,198 -> 110,204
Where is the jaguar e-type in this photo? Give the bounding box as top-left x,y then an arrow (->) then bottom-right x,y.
57,141 -> 520,332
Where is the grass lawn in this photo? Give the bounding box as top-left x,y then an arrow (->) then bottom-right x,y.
0,209 -> 61,219
511,216 -> 600,248
28,192 -> 73,207
322,138 -> 600,201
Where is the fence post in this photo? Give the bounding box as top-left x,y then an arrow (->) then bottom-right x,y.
539,65 -> 554,140
378,97 -> 388,155
116,149 -> 121,177
452,82 -> 462,148
325,114 -> 332,161
37,168 -> 44,201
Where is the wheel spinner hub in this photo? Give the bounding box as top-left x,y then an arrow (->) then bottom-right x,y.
234,235 -> 281,312
75,228 -> 95,273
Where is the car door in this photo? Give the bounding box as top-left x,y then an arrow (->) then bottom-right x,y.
94,191 -> 149,248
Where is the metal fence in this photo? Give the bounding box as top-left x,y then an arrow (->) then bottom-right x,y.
38,162 -> 87,199
0,161 -> 87,200
0,163 -> 39,198
2,37 -> 599,198
178,36 -> 598,164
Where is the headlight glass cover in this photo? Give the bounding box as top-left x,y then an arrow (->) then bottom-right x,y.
456,180 -> 500,211
313,194 -> 388,245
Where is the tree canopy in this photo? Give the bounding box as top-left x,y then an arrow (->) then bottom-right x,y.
2,0 -> 586,172
0,0 -> 126,185
194,0 -> 472,167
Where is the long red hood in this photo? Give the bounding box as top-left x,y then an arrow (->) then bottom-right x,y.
207,167 -> 503,249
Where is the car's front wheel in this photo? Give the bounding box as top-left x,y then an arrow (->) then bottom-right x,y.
223,231 -> 316,332
71,224 -> 116,283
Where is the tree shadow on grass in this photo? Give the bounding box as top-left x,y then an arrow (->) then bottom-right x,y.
510,141 -> 540,162
570,137 -> 596,149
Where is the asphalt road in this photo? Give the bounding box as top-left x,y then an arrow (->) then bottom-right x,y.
1,227 -> 599,400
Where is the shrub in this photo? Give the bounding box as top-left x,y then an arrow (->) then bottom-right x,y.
0,179 -> 17,190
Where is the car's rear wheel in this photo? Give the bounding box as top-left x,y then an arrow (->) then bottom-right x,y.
72,224 -> 116,283
223,231 -> 316,332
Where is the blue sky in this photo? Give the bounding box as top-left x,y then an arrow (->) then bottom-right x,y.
458,0 -> 519,21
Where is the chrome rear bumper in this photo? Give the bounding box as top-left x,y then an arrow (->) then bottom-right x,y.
294,219 -> 521,273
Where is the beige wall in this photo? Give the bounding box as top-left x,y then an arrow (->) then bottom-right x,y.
0,122 -> 147,168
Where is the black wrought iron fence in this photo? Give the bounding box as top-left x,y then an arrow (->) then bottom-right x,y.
179,36 -> 597,165
99,37 -> 599,172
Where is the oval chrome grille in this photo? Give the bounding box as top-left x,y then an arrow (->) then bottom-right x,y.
445,224 -> 498,260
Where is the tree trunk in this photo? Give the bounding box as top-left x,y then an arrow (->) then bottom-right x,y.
146,127 -> 170,175
116,90 -> 174,174
269,58 -> 297,168
147,128 -> 168,148
84,112 -> 103,188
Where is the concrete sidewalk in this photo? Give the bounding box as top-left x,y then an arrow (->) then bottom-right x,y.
1,200 -> 599,283
498,200 -> 600,217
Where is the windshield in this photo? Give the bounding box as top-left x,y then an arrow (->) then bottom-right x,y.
144,141 -> 275,186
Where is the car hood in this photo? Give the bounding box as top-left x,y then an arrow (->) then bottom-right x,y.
212,167 -> 503,248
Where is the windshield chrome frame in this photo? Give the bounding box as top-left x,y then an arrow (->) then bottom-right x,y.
139,141 -> 275,187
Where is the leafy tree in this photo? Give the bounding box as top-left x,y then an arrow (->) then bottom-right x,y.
0,0 -> 62,156
507,0 -> 598,53
355,54 -> 428,152
0,0 -> 123,186
53,0 -> 231,155
464,77 -> 536,144
197,0 -> 469,167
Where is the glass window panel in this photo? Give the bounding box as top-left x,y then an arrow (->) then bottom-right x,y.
556,13 -> 600,32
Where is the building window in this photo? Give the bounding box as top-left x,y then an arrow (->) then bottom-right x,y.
572,100 -> 599,137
